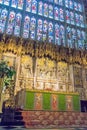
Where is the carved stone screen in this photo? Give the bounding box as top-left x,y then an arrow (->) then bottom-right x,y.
73,66 -> 83,88
0,0 -> 86,49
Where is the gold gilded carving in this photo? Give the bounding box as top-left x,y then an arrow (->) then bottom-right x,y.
57,62 -> 72,92
73,66 -> 83,88
20,55 -> 33,78
57,62 -> 68,83
37,58 -> 56,79
36,82 -> 44,90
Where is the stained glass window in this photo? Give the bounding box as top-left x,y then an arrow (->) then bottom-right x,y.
44,3 -> 48,17
55,24 -> 60,45
54,7 -> 59,20
37,19 -> 43,41
66,10 -> 70,24
32,0 -> 37,14
23,15 -> 30,38
18,0 -> 24,9
26,0 -> 31,12
30,17 -> 36,39
0,0 -> 86,49
48,22 -> 54,43
0,9 -> 8,33
59,8 -> 64,21
38,1 -> 43,15
14,13 -> 22,36
3,0 -> 10,6
6,11 -> 15,34
11,0 -> 17,8
49,5 -> 53,18
43,20 -> 48,41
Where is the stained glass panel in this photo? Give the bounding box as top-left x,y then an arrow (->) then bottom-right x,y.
81,31 -> 86,45
55,24 -> 60,45
77,29 -> 82,48
65,0 -> 69,8
60,25 -> 65,45
54,0 -> 58,4
66,10 -> 70,24
54,7 -> 59,20
79,15 -> 84,28
6,11 -> 15,34
37,19 -> 43,41
26,0 -> 31,12
70,11 -> 75,25
74,2 -> 78,11
49,5 -> 53,18
0,0 -> 3,4
11,0 -> 17,8
3,0 -> 10,6
30,17 -> 36,39
43,20 -> 48,41
48,22 -> 54,43
14,13 -> 22,36
75,13 -> 79,26
23,15 -> 30,38
78,3 -> 82,12
71,28 -> 76,48
59,8 -> 64,21
18,0 -> 24,9
0,9 -> 8,33
47,0 -> 53,2
69,0 -> 73,9
38,1 -> 43,15
59,0 -> 63,6
32,0 -> 37,14
44,3 -> 48,17
66,26 -> 72,47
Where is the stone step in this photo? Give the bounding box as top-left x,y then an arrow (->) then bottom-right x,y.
19,111 -> 87,128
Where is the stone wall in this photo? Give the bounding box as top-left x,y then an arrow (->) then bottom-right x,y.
21,110 -> 87,128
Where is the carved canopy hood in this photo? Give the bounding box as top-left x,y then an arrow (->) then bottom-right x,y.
0,34 -> 87,66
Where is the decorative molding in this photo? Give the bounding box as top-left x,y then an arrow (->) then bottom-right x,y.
0,34 -> 87,65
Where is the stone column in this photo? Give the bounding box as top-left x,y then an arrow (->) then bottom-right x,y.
69,64 -> 75,92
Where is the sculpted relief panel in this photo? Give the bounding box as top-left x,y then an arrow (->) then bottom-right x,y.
57,62 -> 68,92
20,55 -> 33,78
19,55 -> 34,90
36,58 -> 57,91
57,62 -> 71,92
37,58 -> 56,79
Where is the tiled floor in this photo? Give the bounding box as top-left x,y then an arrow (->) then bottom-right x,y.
0,127 -> 87,130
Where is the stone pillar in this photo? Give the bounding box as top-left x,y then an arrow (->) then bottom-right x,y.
82,66 -> 87,99
69,65 -> 75,92
14,56 -> 21,95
